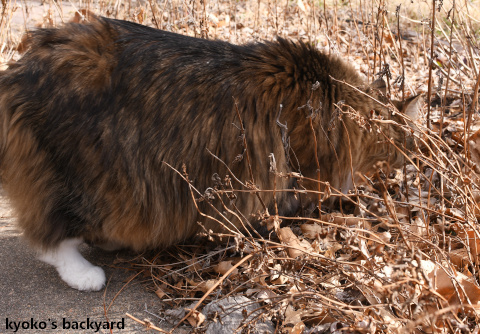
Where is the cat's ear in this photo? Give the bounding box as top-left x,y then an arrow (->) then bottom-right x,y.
370,78 -> 387,95
396,94 -> 423,121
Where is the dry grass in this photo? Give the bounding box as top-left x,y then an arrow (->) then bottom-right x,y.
2,0 -> 480,332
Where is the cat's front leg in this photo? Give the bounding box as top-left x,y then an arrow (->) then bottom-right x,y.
38,238 -> 106,291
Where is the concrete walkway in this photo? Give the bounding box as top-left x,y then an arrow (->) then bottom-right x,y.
0,192 -> 187,333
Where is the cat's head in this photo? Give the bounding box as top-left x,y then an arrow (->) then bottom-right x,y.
370,77 -> 423,124
347,78 -> 423,190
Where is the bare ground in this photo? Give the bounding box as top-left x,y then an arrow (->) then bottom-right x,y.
0,188 -> 190,333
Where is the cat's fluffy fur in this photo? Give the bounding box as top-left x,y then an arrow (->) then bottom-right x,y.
0,17 -> 422,290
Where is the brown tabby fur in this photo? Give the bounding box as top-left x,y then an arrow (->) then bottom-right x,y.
0,17 -> 421,252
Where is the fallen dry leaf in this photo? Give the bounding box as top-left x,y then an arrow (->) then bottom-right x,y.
284,305 -> 302,325
270,263 -> 289,285
214,261 -> 239,276
300,223 -> 323,239
468,128 -> 480,169
423,260 -> 480,314
320,213 -> 365,226
197,279 -> 218,294
449,248 -> 471,270
289,321 -> 305,334
256,289 -> 277,304
185,308 -> 206,327
278,227 -> 313,258
155,287 -> 167,299
450,223 -> 480,258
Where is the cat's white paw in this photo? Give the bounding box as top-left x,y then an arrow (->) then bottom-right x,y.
39,238 -> 106,291
57,263 -> 106,291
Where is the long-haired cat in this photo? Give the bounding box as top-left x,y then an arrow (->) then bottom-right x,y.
0,17 -> 422,290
